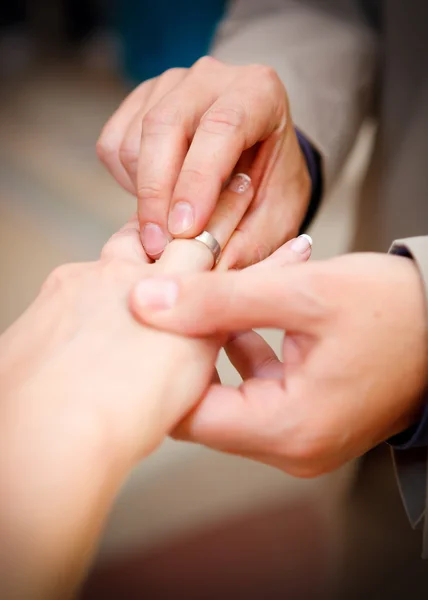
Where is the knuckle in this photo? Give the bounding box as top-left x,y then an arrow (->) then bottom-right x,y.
245,64 -> 287,114
199,104 -> 246,137
100,240 -> 119,262
100,243 -> 127,265
100,235 -> 143,269
142,105 -> 182,135
178,165 -> 208,186
193,55 -> 221,71
163,67 -> 187,80
118,141 -> 139,171
249,63 -> 280,87
41,263 -> 84,297
96,131 -> 118,164
136,180 -> 165,202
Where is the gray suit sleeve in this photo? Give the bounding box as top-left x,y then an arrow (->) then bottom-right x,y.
390,237 -> 428,558
210,0 -> 379,189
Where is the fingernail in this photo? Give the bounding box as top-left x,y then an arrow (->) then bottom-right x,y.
134,278 -> 178,310
141,223 -> 168,255
168,201 -> 194,235
228,173 -> 252,194
290,234 -> 313,254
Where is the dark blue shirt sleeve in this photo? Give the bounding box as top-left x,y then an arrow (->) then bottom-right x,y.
295,128 -> 324,234
389,402 -> 428,449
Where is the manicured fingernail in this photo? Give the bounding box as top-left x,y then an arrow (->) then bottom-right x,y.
168,201 -> 194,235
290,234 -> 313,254
141,223 -> 168,255
228,173 -> 252,194
134,278 -> 178,310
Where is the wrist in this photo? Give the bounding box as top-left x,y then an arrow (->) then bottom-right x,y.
0,395 -> 128,600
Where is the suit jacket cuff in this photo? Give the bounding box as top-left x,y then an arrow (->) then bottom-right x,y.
388,237 -> 428,557
388,237 -> 428,450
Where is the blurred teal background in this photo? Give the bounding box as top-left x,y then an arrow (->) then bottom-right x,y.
116,0 -> 227,83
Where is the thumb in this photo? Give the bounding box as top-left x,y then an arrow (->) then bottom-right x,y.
129,261 -> 325,337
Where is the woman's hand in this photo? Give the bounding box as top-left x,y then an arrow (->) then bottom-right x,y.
130,252 -> 427,477
97,57 -> 311,267
0,165 -> 310,598
0,218 -> 219,599
0,168 -> 256,599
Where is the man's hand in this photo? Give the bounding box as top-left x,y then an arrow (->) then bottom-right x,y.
97,58 -> 311,267
129,252 -> 427,477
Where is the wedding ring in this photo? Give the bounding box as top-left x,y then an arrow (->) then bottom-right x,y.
193,231 -> 221,265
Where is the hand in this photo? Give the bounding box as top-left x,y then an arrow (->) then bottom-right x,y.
0,171 -> 257,481
0,217 -> 217,599
0,213 -> 227,598
0,177 -> 309,598
0,220 -> 211,465
97,57 -> 311,267
129,252 -> 427,477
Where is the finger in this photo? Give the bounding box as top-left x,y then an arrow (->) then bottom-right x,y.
154,172 -> 254,274
172,378 -> 288,457
173,379 -> 317,477
225,330 -> 282,381
97,79 -> 156,194
168,78 -> 284,239
219,126 -> 311,269
156,225 -> 310,286
101,214 -> 151,263
119,68 -> 187,192
137,62 -> 232,257
246,234 -> 312,271
206,173 -> 253,250
129,248 -> 324,335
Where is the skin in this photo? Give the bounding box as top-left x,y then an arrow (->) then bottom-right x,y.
0,171 -> 310,599
97,57 -> 311,268
129,251 -> 427,478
